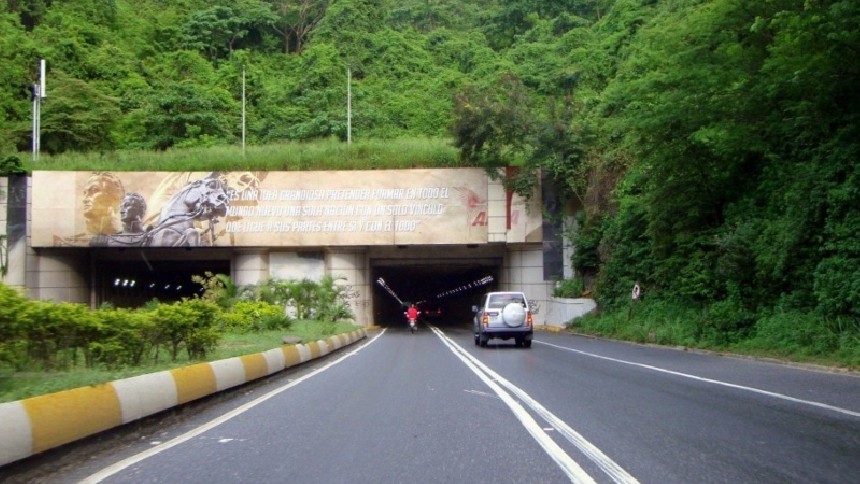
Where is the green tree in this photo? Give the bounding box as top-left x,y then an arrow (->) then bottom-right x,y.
37,70 -> 121,153
0,13 -> 39,153
181,2 -> 276,61
451,73 -> 535,170
266,0 -> 329,54
125,50 -> 236,149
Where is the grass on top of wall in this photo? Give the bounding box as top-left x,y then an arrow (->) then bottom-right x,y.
22,137 -> 465,172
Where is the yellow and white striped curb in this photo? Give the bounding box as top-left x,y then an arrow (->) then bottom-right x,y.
0,328 -> 366,467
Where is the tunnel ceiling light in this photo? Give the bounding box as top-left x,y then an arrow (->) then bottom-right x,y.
436,275 -> 494,300
376,277 -> 404,306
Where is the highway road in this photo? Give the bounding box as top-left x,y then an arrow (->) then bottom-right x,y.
3,324 -> 859,483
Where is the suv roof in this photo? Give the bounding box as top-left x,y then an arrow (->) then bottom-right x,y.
484,291 -> 528,307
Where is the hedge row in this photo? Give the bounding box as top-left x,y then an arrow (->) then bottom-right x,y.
0,283 -> 288,371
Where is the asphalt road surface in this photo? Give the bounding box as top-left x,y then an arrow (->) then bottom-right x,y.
3,324 -> 859,483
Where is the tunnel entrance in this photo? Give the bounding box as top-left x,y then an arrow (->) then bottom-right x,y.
371,254 -> 502,329
92,250 -> 231,308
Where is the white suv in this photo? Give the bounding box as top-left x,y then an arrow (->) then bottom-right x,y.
472,291 -> 533,348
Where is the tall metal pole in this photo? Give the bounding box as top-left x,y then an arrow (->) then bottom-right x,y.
347,64 -> 352,145
241,64 -> 246,157
35,94 -> 40,161
31,86 -> 37,162
32,59 -> 46,162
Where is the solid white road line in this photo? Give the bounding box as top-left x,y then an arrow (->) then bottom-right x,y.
431,327 -> 638,484
81,331 -> 386,484
452,341 -> 639,484
536,340 -> 860,419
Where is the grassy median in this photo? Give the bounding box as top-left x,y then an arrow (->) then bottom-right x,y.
0,320 -> 359,404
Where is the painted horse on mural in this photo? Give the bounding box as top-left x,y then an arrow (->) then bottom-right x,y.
94,176 -> 232,248
147,176 -> 232,247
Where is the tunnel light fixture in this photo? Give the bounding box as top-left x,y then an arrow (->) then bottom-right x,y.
436,275 -> 494,300
376,277 -> 404,306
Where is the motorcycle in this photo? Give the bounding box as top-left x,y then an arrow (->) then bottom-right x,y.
404,307 -> 420,333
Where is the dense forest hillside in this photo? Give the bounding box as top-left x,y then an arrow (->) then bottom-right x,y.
1,0 -> 858,363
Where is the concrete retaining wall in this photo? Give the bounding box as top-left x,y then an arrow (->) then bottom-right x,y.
541,298 -> 597,329
0,329 -> 367,467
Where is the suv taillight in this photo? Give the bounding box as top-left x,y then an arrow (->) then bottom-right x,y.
482,312 -> 489,326
526,312 -> 533,326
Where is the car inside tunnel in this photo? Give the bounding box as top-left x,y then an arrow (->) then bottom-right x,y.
371,257 -> 501,328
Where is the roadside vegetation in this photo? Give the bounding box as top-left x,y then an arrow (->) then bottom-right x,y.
0,274 -> 359,403
570,300 -> 860,370
1,2 -> 858,373
15,137 -> 463,173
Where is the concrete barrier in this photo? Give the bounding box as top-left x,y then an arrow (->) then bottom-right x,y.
0,328 -> 367,467
541,298 -> 597,330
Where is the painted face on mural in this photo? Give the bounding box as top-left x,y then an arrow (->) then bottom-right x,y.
119,192 -> 147,232
82,172 -> 124,234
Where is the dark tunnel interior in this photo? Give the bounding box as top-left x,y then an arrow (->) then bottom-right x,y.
97,258 -> 231,307
371,259 -> 500,328
95,253 -> 502,328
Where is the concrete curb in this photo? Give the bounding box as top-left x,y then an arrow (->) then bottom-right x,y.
0,328 -> 367,467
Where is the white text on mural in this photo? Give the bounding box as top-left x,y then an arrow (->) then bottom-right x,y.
226,186 -> 450,234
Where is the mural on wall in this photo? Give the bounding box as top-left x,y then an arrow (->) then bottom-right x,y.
32,169 -> 505,248
46,171 -> 257,247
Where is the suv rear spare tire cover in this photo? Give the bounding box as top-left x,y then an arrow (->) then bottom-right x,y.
501,303 -> 526,327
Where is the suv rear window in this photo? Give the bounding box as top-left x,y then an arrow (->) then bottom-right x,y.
487,294 -> 525,308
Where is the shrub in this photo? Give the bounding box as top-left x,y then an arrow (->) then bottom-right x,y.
90,307 -> 154,368
18,301 -> 96,370
750,310 -> 840,357
699,297 -> 755,347
219,301 -> 290,333
813,256 -> 860,319
191,271 -> 237,309
0,283 -> 27,367
552,277 -> 585,298
150,299 -> 222,361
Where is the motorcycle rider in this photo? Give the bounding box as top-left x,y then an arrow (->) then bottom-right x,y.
406,303 -> 419,330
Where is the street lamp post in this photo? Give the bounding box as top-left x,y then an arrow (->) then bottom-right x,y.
31,59 -> 46,162
242,64 -> 246,157
347,63 -> 352,145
